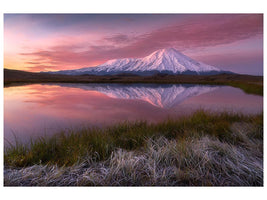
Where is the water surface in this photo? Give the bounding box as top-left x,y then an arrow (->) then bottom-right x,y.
4,83 -> 263,144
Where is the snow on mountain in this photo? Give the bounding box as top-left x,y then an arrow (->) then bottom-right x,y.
49,48 -> 223,75
55,83 -> 220,108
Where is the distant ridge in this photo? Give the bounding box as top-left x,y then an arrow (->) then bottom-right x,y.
47,48 -> 233,76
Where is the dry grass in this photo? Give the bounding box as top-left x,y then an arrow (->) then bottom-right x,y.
4,113 -> 263,186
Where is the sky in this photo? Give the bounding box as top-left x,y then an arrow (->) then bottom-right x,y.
4,14 -> 263,75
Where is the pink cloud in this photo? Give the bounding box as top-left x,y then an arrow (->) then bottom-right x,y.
18,14 -> 262,72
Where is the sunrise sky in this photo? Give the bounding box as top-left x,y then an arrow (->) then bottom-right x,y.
4,14 -> 263,75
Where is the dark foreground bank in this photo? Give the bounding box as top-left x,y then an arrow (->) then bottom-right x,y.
4,111 -> 263,186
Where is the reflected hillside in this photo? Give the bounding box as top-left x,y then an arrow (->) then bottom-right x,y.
54,84 -> 220,108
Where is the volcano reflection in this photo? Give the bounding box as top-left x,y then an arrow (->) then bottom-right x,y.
55,84 -> 220,108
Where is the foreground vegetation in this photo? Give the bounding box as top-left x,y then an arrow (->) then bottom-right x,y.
4,111 -> 263,186
4,69 -> 263,95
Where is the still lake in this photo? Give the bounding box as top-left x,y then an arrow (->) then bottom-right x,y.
4,83 -> 263,145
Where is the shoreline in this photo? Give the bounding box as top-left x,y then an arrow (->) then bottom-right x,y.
4,69 -> 263,95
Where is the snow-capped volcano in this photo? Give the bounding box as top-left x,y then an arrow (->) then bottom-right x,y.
50,48 -> 223,75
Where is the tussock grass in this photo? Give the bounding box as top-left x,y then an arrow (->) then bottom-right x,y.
4,111 -> 263,186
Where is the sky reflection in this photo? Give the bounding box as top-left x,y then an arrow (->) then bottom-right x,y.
4,83 -> 263,144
